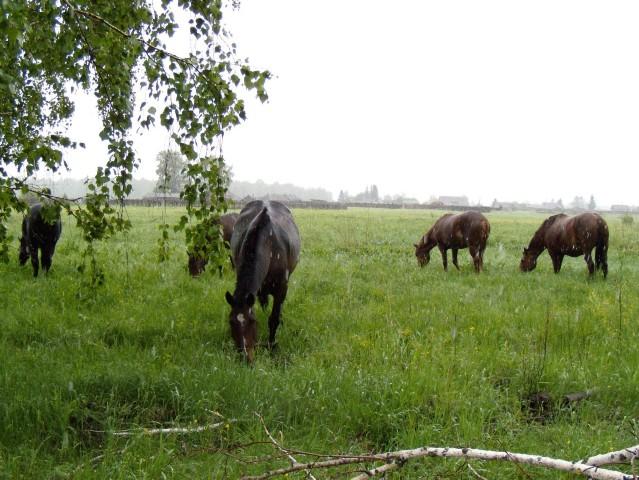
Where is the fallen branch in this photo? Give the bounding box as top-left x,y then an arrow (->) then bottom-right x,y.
241,446 -> 633,480
112,420 -> 234,437
562,389 -> 596,407
467,462 -> 489,480
351,461 -> 401,480
584,445 -> 639,467
256,414 -> 317,480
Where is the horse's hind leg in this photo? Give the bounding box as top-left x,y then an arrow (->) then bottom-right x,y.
596,242 -> 608,278
478,245 -> 486,272
30,244 -> 39,277
452,249 -> 460,270
469,246 -> 481,273
41,244 -> 55,274
584,250 -> 595,276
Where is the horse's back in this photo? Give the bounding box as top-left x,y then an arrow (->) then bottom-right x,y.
27,204 -> 62,244
231,200 -> 300,266
430,211 -> 489,249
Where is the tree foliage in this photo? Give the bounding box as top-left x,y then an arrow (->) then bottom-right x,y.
155,149 -> 186,194
0,0 -> 269,268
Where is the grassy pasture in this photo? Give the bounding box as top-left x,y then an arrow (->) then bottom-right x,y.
0,207 -> 638,478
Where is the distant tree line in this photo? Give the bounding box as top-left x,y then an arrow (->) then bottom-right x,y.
339,185 -> 418,204
33,149 -> 333,202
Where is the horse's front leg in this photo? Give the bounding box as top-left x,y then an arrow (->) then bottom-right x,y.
452,249 -> 460,270
439,246 -> 448,271
268,285 -> 287,350
550,252 -> 563,273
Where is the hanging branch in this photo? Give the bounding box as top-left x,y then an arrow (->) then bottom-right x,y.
240,445 -> 634,480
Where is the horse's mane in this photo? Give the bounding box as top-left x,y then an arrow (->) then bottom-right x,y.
235,207 -> 271,299
528,214 -> 566,250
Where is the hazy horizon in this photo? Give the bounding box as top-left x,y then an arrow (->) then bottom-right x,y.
57,1 -> 639,208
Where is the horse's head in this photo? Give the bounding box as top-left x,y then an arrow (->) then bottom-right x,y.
225,291 -> 258,363
187,253 -> 207,277
414,243 -> 430,267
519,247 -> 537,272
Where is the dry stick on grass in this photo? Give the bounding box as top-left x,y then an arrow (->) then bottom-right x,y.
467,462 -> 489,480
350,460 -> 402,480
241,446 -> 634,480
111,420 -> 235,437
255,413 -> 317,480
584,445 -> 639,467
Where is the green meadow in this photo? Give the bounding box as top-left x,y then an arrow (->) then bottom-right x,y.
0,207 -> 638,478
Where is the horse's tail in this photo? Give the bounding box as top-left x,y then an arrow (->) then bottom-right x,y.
595,218 -> 609,278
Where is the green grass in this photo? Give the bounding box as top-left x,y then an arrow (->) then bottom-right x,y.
0,207 -> 638,478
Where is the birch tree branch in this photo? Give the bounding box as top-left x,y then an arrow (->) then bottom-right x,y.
111,420 -> 234,437
350,461 -> 401,480
255,413 -> 317,480
241,446 -> 633,480
584,445 -> 639,467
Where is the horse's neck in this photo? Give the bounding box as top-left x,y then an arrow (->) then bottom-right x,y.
236,227 -> 271,297
528,228 -> 547,255
422,230 -> 437,251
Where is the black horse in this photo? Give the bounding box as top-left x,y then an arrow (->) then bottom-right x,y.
19,204 -> 62,277
225,200 -> 300,363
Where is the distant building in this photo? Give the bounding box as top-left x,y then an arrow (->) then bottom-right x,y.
438,195 -> 469,207
493,200 -> 531,211
540,201 -> 563,211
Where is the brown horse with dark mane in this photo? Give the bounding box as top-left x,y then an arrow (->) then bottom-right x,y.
225,200 -> 300,363
520,212 -> 608,277
414,211 -> 490,272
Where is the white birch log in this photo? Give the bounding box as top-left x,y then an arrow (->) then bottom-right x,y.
241,446 -> 633,480
584,445 -> 639,467
111,420 -> 233,437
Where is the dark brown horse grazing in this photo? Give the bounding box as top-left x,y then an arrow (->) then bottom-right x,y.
225,201 -> 300,363
19,203 -> 62,277
520,213 -> 608,277
414,211 -> 490,272
188,212 -> 239,276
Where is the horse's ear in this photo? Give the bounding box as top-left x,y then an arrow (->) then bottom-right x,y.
245,292 -> 255,307
225,291 -> 234,306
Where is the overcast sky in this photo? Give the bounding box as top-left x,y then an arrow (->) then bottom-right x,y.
63,1 -> 639,207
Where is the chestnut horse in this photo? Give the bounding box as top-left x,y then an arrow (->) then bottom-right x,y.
414,211 -> 490,272
225,200 -> 300,363
188,212 -> 239,276
520,213 -> 608,277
